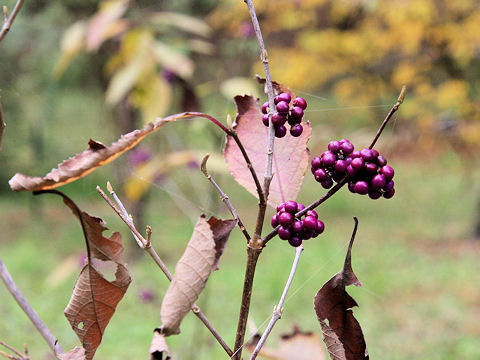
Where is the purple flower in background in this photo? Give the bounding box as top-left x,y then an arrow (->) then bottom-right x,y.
238,21 -> 255,38
129,148 -> 152,167
139,288 -> 155,303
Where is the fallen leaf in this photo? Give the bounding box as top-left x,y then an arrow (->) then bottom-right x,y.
313,218 -> 369,360
160,215 -> 236,335
35,190 -> 131,360
9,112 -> 207,192
246,326 -> 326,360
58,347 -> 86,360
149,330 -> 171,360
224,95 -> 311,207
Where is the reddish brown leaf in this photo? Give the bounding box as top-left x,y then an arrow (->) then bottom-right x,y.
9,112 -> 204,192
254,75 -> 295,98
246,326 -> 326,360
35,190 -> 131,360
314,218 -> 368,360
160,215 -> 236,335
149,330 -> 171,360
224,95 -> 311,207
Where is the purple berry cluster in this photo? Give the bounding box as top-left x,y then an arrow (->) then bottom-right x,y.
311,139 -> 355,189
346,148 -> 395,199
271,201 -> 325,247
261,93 -> 307,138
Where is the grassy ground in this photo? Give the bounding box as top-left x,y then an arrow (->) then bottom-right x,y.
1,153 -> 480,359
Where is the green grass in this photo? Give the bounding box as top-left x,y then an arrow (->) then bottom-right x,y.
1,154 -> 480,359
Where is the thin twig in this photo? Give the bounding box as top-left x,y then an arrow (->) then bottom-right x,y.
96,184 -> 234,357
201,154 -> 251,242
369,86 -> 406,149
0,260 -> 63,358
249,245 -> 304,360
0,0 -> 25,42
0,97 -> 5,150
0,341 -> 24,359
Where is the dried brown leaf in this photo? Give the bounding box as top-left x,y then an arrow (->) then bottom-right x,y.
149,330 -> 171,360
9,112 -> 203,192
314,218 -> 368,360
254,75 -> 294,97
224,95 -> 311,207
246,326 -> 326,360
58,347 -> 86,360
160,215 -> 236,335
35,191 -> 131,360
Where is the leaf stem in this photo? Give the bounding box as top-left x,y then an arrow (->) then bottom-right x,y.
249,245 -> 304,360
0,260 -> 63,358
0,0 -> 25,42
369,86 -> 406,149
201,154 -> 251,242
96,184 -> 234,357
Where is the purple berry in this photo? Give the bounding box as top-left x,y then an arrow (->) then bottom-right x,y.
306,210 -> 318,219
278,226 -> 291,240
354,181 -> 369,195
365,162 -> 378,173
368,190 -> 382,200
290,124 -> 303,137
341,141 -> 354,154
276,202 -> 285,212
381,165 -> 395,180
345,157 -> 353,165
276,101 -> 289,113
271,214 -> 279,227
348,181 -> 356,193
275,125 -> 287,138
276,92 -> 291,104
321,178 -> 334,189
328,141 -> 341,153
293,97 -> 307,110
334,159 -> 348,174
351,157 -> 365,170
272,112 -> 286,126
297,203 -> 306,211
350,151 -> 361,158
377,155 -> 387,167
314,169 -> 328,182
262,114 -> 269,126
316,220 -> 325,234
311,156 -> 322,169
322,152 -> 336,167
261,101 -> 269,114
347,165 -> 356,177
371,149 -> 379,158
302,230 -> 314,240
292,220 -> 303,234
284,201 -> 298,214
384,180 -> 394,192
288,237 -> 302,247
383,188 -> 395,199
360,148 -> 374,161
290,106 -> 304,120
371,174 -> 386,189
332,172 -> 344,182
278,212 -> 294,227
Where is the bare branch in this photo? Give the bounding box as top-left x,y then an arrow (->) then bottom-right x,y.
0,340 -> 26,359
0,260 -> 63,358
0,0 -> 25,42
201,153 -> 251,241
249,245 -> 304,360
0,96 -> 5,150
96,184 -> 233,357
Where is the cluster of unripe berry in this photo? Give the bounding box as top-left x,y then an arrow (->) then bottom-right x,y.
311,139 -> 396,199
261,93 -> 307,138
271,201 -> 325,247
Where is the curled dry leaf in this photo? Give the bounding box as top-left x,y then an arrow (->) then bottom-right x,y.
9,112 -> 206,192
246,326 -> 326,360
58,347 -> 86,360
149,330 -> 171,360
35,190 -> 131,360
255,75 -> 294,98
313,218 -> 369,360
160,215 -> 236,336
224,95 -> 311,207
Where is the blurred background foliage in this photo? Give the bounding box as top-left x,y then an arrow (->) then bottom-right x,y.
1,0 -> 480,359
